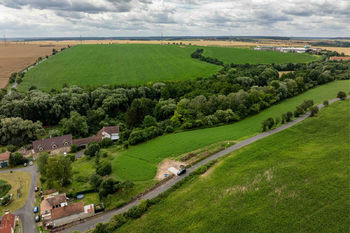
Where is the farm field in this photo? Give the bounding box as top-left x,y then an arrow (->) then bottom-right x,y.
0,171 -> 31,215
18,44 -> 221,91
0,43 -> 66,88
117,99 -> 350,233
112,80 -> 350,182
203,46 -> 318,64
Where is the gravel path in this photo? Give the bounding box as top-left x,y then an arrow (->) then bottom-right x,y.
60,97 -> 348,233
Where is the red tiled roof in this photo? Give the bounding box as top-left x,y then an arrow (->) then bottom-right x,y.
0,213 -> 15,229
51,202 -> 84,220
330,56 -> 350,61
72,136 -> 102,146
0,152 -> 10,161
98,126 -> 119,136
0,226 -> 12,233
32,135 -> 72,153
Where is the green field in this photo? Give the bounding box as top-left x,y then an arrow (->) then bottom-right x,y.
203,46 -> 318,64
117,99 -> 350,233
112,80 -> 350,181
18,44 -> 221,91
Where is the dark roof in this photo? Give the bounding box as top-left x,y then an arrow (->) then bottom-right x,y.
0,152 -> 10,161
98,126 -> 119,135
32,135 -> 72,153
72,136 -> 102,146
46,194 -> 66,207
51,202 -> 84,220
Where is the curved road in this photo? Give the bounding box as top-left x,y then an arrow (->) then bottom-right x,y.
60,97 -> 347,233
0,165 -> 38,233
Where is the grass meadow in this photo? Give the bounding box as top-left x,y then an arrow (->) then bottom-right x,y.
117,99 -> 350,233
19,44 -> 221,91
112,80 -> 350,182
203,46 -> 319,64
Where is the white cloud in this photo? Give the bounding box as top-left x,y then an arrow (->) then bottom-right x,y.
0,0 -> 349,37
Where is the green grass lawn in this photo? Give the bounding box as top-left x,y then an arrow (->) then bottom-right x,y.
112,80 -> 350,182
203,47 -> 318,64
18,44 -> 221,91
117,99 -> 350,233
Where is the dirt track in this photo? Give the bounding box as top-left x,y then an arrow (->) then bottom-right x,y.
0,43 -> 66,88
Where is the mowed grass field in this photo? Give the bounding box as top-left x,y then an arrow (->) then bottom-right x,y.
117,99 -> 350,233
203,46 -> 318,64
112,80 -> 350,181
18,44 -> 221,91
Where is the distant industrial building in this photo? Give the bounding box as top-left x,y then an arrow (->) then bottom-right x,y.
254,45 -> 321,54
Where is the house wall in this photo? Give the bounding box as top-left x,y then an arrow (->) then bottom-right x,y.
52,212 -> 94,228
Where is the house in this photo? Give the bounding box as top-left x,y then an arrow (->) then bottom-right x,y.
0,152 -> 10,168
40,193 -> 68,221
0,212 -> 17,233
72,135 -> 102,148
98,126 -> 120,141
47,202 -> 95,228
32,135 -> 72,153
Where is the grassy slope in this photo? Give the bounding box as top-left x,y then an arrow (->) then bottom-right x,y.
118,99 -> 350,233
203,47 -> 318,64
18,44 -> 221,91
112,80 -> 350,181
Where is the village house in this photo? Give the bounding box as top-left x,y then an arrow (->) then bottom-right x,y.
0,212 -> 17,233
32,134 -> 72,154
40,193 -> 68,221
0,152 -> 10,168
98,126 -> 120,141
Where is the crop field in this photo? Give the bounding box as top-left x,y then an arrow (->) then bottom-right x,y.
112,80 -> 350,182
18,44 -> 221,91
203,46 -> 318,64
0,44 -> 66,88
117,99 -> 350,233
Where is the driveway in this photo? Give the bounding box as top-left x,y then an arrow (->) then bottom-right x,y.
0,165 -> 38,233
60,97 -> 347,233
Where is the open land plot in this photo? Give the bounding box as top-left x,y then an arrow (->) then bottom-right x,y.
0,43 -> 66,88
203,46 -> 319,64
112,80 -> 350,182
117,99 -> 350,233
18,44 -> 221,91
0,171 -> 31,215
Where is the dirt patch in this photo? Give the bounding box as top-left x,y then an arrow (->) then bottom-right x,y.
155,159 -> 187,180
278,71 -> 292,78
0,43 -> 66,88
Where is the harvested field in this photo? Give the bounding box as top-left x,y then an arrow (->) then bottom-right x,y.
320,47 -> 350,55
0,43 -> 66,88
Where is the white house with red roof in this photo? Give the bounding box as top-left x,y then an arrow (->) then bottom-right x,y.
98,126 -> 120,141
0,212 -> 17,233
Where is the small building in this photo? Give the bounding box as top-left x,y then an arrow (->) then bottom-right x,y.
0,212 -> 17,233
40,193 -> 68,221
0,152 -> 10,168
72,135 -> 102,148
329,56 -> 350,61
32,135 -> 72,153
98,126 -> 120,141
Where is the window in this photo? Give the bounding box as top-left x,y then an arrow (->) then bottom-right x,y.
63,141 -> 69,146
52,144 -> 57,149
38,146 -> 43,151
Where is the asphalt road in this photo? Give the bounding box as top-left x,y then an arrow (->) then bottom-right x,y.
0,165 -> 38,233
60,97 -> 347,233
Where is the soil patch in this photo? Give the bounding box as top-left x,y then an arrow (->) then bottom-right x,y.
156,159 -> 187,180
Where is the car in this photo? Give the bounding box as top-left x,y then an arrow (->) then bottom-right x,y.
34,186 -> 39,192
177,165 -> 186,175
33,206 -> 39,213
23,163 -> 27,167
29,161 -> 33,166
35,215 -> 40,222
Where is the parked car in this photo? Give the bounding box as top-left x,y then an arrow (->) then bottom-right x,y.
35,215 -> 40,222
23,163 -> 27,167
29,161 -> 33,166
178,165 -> 186,175
34,186 -> 39,192
33,206 -> 38,213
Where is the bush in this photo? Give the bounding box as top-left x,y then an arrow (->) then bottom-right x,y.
75,176 -> 89,183
96,161 -> 112,176
9,152 -> 28,167
90,174 -> 103,190
286,111 -> 293,122
99,178 -> 120,198
70,144 -> 79,153
124,200 -> 149,219
261,117 -> 275,131
6,145 -> 18,153
100,138 -> 113,148
337,91 -> 347,100
108,214 -> 128,231
165,126 -> 174,133
323,100 -> 329,107
142,115 -> 157,128
66,154 -> 76,162
310,106 -> 319,117
1,194 -> 11,206
84,143 -> 100,157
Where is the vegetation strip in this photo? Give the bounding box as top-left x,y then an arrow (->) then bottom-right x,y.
61,96 -> 348,233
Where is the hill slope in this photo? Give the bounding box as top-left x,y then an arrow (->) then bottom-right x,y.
117,99 -> 350,233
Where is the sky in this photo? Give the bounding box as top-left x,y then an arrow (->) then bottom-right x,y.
0,0 -> 349,38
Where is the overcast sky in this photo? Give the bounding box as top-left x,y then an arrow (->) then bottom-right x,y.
0,0 -> 349,38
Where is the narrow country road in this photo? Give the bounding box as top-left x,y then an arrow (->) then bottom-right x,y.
0,165 -> 38,233
60,97 -> 348,233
